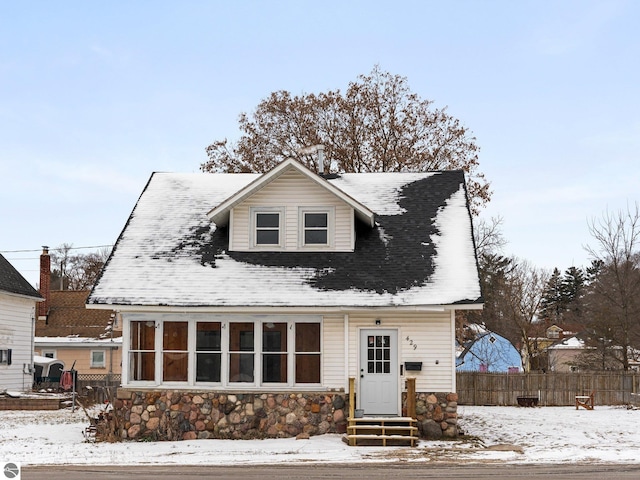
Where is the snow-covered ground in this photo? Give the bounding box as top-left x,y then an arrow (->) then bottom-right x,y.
1,404 -> 639,466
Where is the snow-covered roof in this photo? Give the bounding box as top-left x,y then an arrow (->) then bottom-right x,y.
549,336 -> 586,349
88,167 -> 481,309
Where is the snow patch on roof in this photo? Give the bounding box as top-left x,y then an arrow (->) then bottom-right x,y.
330,172 -> 434,215
427,186 -> 480,300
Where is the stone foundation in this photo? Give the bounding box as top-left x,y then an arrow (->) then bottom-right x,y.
404,391 -> 459,439
112,389 -> 457,441
114,390 -> 349,441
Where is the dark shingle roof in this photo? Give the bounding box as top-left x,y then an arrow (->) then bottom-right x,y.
0,253 -> 42,299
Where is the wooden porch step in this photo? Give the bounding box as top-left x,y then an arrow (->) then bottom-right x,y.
345,416 -> 418,447
346,434 -> 418,447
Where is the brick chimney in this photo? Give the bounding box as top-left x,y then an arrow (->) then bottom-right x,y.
38,246 -> 50,320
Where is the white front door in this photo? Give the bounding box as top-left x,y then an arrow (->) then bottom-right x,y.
359,329 -> 399,416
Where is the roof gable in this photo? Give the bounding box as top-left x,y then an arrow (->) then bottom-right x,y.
207,158 -> 375,227
0,253 -> 42,300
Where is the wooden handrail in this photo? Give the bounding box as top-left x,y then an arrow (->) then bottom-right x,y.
349,377 -> 355,419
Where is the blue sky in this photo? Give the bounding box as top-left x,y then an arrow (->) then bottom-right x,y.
1,0 -> 638,287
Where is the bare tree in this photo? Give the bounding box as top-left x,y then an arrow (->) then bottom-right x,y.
474,216 -> 507,258
584,204 -> 640,370
501,259 -> 550,372
457,216 -> 508,340
202,66 -> 491,215
50,245 -> 111,291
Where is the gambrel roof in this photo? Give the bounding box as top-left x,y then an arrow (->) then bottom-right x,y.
88,163 -> 482,308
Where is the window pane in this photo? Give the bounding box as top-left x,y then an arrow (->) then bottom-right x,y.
229,353 -> 254,382
256,213 -> 279,228
131,321 -> 155,350
129,352 -> 155,381
92,351 -> 105,366
163,322 -> 187,350
163,352 -> 188,381
196,353 -> 221,382
263,353 -> 287,383
295,354 -> 320,383
197,322 -> 221,351
305,213 -> 327,228
230,323 -> 254,382
263,323 -> 287,352
256,230 -> 279,245
305,230 -> 327,244
295,323 -> 320,352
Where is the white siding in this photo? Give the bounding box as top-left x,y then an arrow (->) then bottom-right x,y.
0,292 -> 37,392
230,169 -> 354,251
322,315 -> 346,389
347,312 -> 455,393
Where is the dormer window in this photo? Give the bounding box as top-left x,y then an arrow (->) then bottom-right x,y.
299,207 -> 334,248
304,213 -> 328,244
251,207 -> 284,248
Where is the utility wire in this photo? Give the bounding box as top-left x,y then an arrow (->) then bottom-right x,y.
0,244 -> 113,254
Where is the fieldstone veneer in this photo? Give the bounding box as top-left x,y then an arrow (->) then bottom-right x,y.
113,390 -> 458,441
410,392 -> 459,439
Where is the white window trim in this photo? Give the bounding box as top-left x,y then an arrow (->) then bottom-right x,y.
250,206 -> 286,249
90,349 -> 106,368
298,206 -> 334,249
41,349 -> 57,359
124,319 -> 158,387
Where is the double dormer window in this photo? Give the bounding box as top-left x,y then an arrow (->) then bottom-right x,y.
250,206 -> 334,250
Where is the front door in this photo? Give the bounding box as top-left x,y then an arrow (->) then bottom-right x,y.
359,329 -> 399,416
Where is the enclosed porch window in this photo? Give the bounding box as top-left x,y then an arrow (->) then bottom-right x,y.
129,320 -> 156,381
125,316 -> 322,388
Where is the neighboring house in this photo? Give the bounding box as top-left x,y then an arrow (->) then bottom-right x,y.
456,325 -> 522,373
0,253 -> 43,392
526,322 -> 582,372
35,248 -> 121,377
548,332 -> 627,372
87,157 -> 482,440
547,335 -> 587,372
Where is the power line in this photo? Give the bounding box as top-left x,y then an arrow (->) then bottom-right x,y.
0,244 -> 113,254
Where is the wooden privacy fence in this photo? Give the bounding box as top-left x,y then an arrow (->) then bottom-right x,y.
456,372 -> 640,406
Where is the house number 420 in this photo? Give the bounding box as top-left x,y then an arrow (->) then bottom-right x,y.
405,336 -> 418,350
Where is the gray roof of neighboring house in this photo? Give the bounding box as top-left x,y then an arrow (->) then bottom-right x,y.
88,166 -> 482,308
0,253 -> 42,300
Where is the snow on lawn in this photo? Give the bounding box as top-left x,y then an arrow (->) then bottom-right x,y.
1,405 -> 640,466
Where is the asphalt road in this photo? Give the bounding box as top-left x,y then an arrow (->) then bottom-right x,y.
22,463 -> 640,480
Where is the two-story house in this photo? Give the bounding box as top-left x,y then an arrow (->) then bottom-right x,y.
87,157 -> 482,441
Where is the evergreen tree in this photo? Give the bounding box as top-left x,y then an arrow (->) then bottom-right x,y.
560,266 -> 587,322
540,268 -> 564,323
